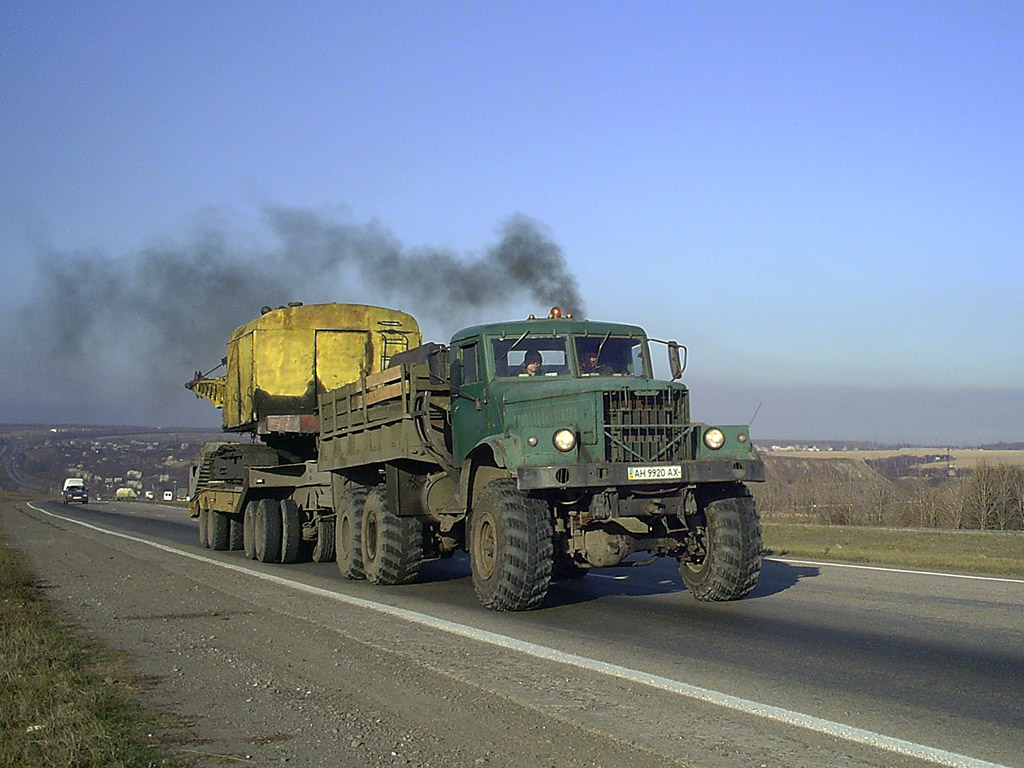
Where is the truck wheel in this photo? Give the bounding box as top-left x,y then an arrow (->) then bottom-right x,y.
243,502 -> 257,560
229,514 -> 244,551
312,518 -> 335,563
336,486 -> 367,579
361,487 -> 422,585
209,510 -> 231,551
253,498 -> 282,563
198,506 -> 209,548
280,499 -> 303,564
678,485 -> 762,601
470,478 -> 553,611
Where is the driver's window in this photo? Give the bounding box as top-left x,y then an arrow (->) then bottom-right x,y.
460,343 -> 479,385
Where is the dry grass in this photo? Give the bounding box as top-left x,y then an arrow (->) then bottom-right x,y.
764,522 -> 1024,577
0,527 -> 184,767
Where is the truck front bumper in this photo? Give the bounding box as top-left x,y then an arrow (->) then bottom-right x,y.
517,459 -> 765,491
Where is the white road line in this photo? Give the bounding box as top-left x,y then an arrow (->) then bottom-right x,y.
769,557 -> 1024,584
26,503 -> 1012,768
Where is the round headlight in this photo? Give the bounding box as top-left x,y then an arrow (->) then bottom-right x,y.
553,429 -> 577,452
703,427 -> 726,450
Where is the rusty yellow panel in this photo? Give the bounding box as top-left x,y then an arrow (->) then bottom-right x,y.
236,332 -> 255,426
253,329 -> 316,397
215,303 -> 421,431
223,334 -> 243,427
316,330 -> 371,391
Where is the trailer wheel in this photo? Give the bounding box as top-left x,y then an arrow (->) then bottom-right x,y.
208,510 -> 231,551
243,502 -> 257,559
253,498 -> 282,563
678,484 -> 762,601
336,486 -> 367,579
361,487 -> 422,585
312,518 -> 335,563
229,514 -> 244,551
198,505 -> 209,548
280,499 -> 302,564
470,478 -> 553,611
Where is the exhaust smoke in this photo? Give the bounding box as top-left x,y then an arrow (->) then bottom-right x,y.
2,206 -> 585,426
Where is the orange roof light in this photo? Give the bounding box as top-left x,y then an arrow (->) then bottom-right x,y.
548,307 -> 563,318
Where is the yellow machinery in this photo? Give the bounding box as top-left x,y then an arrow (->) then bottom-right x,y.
187,302 -> 421,450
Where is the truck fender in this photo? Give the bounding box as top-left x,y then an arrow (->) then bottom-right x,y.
459,439 -> 514,512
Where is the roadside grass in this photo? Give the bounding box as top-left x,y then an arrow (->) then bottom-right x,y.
763,522 -> 1024,577
0,527 -> 185,768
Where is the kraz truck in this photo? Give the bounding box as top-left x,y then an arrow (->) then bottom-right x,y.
187,302 -> 764,611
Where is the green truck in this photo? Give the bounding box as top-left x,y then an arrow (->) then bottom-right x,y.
188,303 -> 764,611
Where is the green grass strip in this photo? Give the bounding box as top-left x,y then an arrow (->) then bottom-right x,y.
0,529 -> 183,768
764,523 -> 1024,577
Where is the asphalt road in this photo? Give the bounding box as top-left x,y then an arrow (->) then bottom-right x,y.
7,499 -> 1023,768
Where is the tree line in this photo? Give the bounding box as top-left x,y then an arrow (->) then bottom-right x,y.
754,459 -> 1024,531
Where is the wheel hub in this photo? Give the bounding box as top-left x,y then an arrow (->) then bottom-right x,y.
477,516 -> 497,579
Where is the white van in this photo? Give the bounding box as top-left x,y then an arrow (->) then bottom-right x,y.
62,478 -> 88,504
163,490 -> 174,501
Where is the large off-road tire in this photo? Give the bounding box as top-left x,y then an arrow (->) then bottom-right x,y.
243,502 -> 257,560
470,478 -> 553,611
335,486 -> 368,579
361,487 -> 422,585
253,498 -> 282,564
311,517 -> 335,563
279,499 -> 303,564
678,484 -> 762,601
229,514 -> 244,551
198,506 -> 209,548
208,509 -> 231,551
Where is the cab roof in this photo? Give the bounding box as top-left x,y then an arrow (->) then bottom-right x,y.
451,310 -> 646,346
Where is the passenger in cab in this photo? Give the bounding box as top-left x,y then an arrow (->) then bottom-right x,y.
522,350 -> 543,376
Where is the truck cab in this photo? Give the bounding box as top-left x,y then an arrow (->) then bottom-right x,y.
449,309 -> 763,494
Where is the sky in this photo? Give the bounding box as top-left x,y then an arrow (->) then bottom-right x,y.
2,1 -> 1022,445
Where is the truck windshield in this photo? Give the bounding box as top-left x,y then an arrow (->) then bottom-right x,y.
492,337 -> 568,378
574,335 -> 648,377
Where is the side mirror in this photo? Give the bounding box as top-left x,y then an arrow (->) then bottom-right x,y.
668,342 -> 687,380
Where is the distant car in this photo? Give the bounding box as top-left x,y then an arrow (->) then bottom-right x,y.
163,490 -> 174,501
63,485 -> 89,504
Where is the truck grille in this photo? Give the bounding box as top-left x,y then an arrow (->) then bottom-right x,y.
603,389 -> 690,463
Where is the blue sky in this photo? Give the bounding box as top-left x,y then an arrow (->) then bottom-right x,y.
2,1 -> 1022,444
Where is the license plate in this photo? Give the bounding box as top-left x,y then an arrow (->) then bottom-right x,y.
627,465 -> 682,481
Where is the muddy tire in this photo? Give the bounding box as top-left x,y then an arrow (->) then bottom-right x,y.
361,487 -> 422,585
336,486 -> 368,579
470,478 -> 553,611
198,506 -> 209,548
243,502 -> 257,560
280,499 -> 303,564
678,484 -> 762,601
229,514 -> 244,551
254,498 -> 282,564
209,510 -> 231,551
312,517 -> 335,563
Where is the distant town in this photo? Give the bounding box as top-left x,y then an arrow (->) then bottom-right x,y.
0,424 -> 241,499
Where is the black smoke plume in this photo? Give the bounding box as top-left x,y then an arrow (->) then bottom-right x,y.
3,207 -> 585,426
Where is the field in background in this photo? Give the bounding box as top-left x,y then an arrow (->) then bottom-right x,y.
763,447 -> 1024,469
